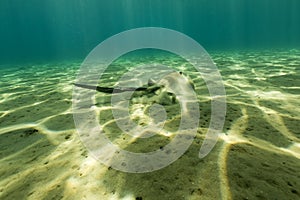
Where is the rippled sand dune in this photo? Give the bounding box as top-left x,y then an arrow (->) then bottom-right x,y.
0,50 -> 299,200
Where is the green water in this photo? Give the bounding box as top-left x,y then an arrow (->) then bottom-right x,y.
1,0 -> 300,64
0,1 -> 300,200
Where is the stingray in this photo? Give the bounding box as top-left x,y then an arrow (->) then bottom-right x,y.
73,71 -> 194,96
73,82 -> 161,94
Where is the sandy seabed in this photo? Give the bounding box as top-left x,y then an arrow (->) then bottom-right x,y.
0,50 -> 300,200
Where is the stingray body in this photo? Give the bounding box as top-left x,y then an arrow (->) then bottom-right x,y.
74,72 -> 194,104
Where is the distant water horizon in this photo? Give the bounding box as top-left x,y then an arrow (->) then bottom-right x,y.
1,0 -> 300,64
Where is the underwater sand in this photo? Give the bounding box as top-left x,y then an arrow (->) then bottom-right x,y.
0,50 -> 300,200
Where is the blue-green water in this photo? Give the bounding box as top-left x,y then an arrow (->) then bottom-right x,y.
1,0 -> 300,64
1,1 -> 300,200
